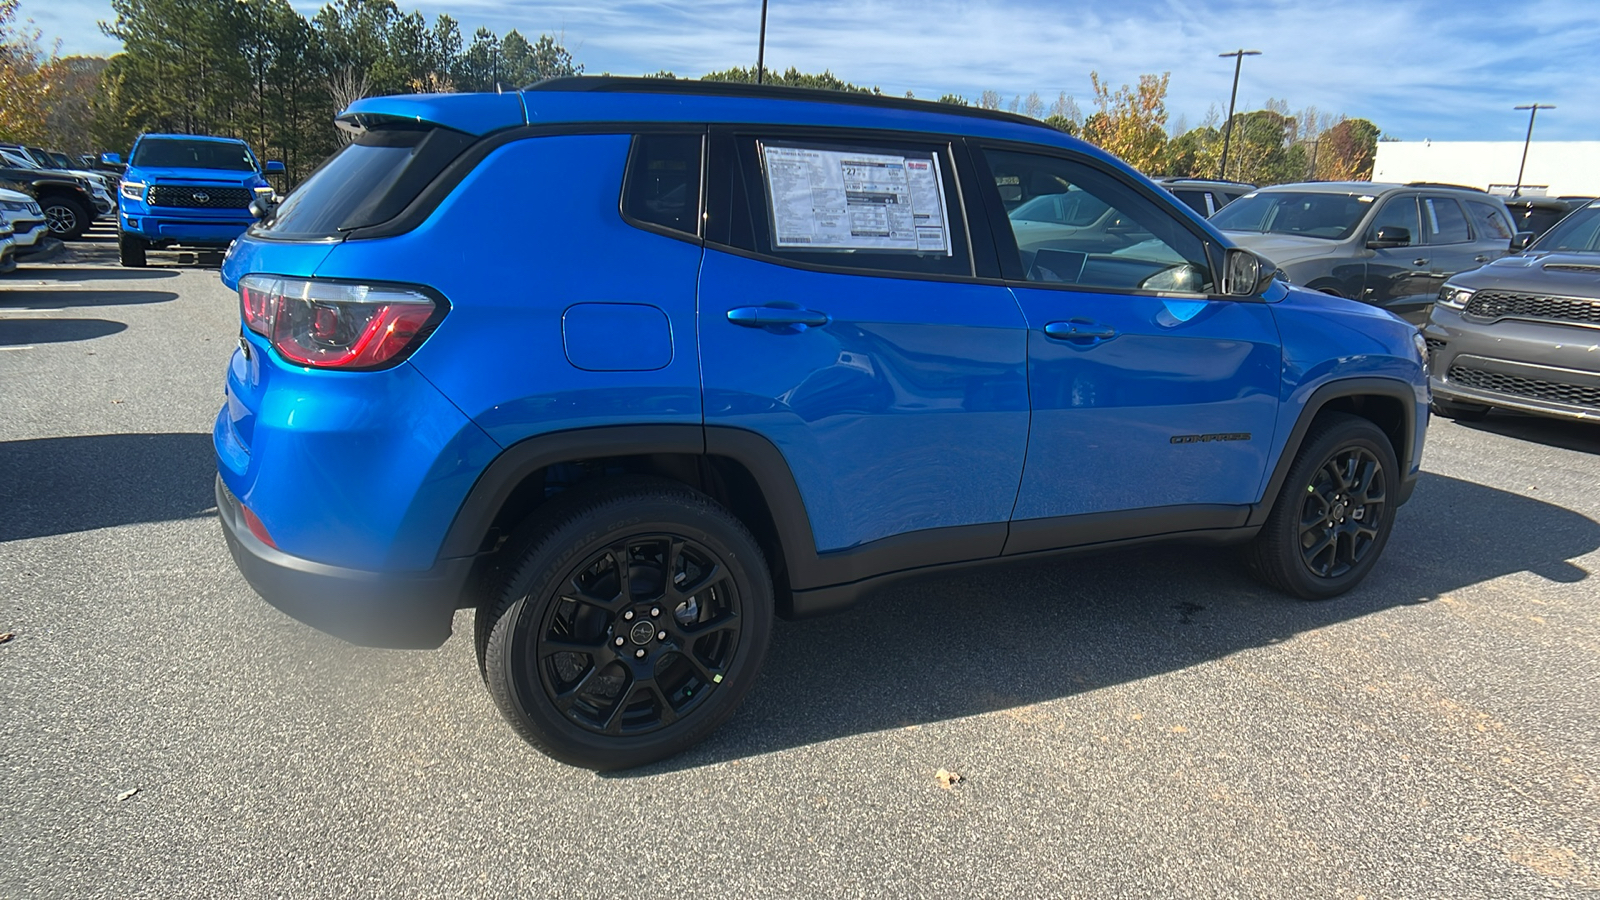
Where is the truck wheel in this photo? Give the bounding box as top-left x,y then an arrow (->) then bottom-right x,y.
478,477 -> 773,770
1430,399 -> 1490,422
118,233 -> 147,268
1247,412 -> 1399,600
41,196 -> 89,240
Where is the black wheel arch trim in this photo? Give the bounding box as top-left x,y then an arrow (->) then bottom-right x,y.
1247,376 -> 1420,529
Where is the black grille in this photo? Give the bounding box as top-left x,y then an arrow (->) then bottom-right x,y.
1448,365 -> 1600,409
1424,338 -> 1446,368
1464,290 -> 1600,326
147,185 -> 253,209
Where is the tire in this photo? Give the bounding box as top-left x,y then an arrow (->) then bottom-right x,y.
118,232 -> 147,268
41,196 -> 90,240
1430,399 -> 1490,422
477,476 -> 773,770
1247,412 -> 1400,600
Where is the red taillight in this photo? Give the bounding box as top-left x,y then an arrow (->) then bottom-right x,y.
237,275 -> 442,370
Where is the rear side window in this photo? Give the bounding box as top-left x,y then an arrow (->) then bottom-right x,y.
732,135 -> 972,278
1465,200 -> 1513,240
1422,196 -> 1471,244
259,127 -> 474,239
621,133 -> 703,238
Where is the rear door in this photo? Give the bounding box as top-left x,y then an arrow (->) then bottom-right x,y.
696,128 -> 1030,560
1363,194 -> 1431,315
972,144 -> 1281,551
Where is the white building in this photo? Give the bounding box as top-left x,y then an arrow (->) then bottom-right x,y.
1372,141 -> 1600,197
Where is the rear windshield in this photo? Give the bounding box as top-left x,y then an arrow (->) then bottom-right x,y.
1210,191 -> 1375,241
132,139 -> 257,171
257,127 -> 473,239
1533,205 -> 1600,253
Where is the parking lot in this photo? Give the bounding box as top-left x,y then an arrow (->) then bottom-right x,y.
2,229 -> 1598,899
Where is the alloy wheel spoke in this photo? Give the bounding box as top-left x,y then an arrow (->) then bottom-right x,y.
679,609 -> 739,638
554,664 -> 609,712
672,563 -> 723,600
598,674 -> 638,734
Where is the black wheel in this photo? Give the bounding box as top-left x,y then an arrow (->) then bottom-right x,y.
1248,412 -> 1399,600
478,477 -> 773,770
1431,399 -> 1490,422
118,232 -> 147,267
41,196 -> 89,240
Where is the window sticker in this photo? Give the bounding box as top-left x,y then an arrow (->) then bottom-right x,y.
760,143 -> 952,254
1426,198 -> 1441,234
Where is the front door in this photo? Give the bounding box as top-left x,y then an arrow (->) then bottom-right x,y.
974,145 -> 1282,548
697,130 -> 1031,557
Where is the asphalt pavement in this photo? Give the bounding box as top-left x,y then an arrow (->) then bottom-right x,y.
3,227 -> 1599,899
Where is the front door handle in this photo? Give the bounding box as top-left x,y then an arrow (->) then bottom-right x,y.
1474,254 -> 1491,263
1413,258 -> 1430,267
726,306 -> 831,328
1044,321 -> 1117,343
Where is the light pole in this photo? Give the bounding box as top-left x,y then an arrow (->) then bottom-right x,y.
1512,102 -> 1555,197
1216,49 -> 1260,181
756,0 -> 769,85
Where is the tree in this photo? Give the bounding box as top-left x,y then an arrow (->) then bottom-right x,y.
0,0 -> 52,143
1080,71 -> 1169,173
1223,109 -> 1298,185
1165,126 -> 1220,178
40,56 -> 108,154
1316,117 -> 1379,181
937,93 -> 968,106
1042,115 -> 1077,136
701,66 -> 871,93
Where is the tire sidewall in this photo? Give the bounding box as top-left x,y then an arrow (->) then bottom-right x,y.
486,491 -> 772,769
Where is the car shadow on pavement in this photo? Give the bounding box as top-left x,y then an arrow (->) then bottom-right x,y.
616,471 -> 1600,774
0,290 -> 179,310
1458,413 -> 1599,455
0,433 -> 217,543
3,266 -> 179,282
0,318 -> 128,345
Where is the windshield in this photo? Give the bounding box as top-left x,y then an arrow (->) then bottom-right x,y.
132,138 -> 257,171
1532,204 -> 1600,253
1,149 -> 39,169
1210,191 -> 1375,241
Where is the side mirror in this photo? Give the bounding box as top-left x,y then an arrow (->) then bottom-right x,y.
248,197 -> 274,220
1224,248 -> 1273,297
264,160 -> 285,175
1510,231 -> 1535,252
1366,226 -> 1410,249
100,152 -> 122,166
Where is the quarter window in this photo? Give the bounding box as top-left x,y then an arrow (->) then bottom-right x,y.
983,148 -> 1213,294
622,133 -> 703,238
1423,197 -> 1471,244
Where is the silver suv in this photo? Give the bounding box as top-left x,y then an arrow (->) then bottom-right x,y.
1210,182 -> 1519,324
1424,200 -> 1600,423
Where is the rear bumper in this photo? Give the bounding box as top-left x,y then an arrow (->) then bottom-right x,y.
215,476 -> 473,649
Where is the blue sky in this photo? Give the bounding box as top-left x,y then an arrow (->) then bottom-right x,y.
24,0 -> 1600,142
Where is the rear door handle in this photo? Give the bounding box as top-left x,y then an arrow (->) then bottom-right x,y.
1044,321 -> 1117,343
1413,258 -> 1430,266
726,306 -> 831,328
1474,255 -> 1491,263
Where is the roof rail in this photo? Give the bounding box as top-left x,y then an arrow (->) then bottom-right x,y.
1404,181 -> 1487,192
523,75 -> 1052,131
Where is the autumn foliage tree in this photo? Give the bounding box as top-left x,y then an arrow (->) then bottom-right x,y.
0,0 -> 51,143
1079,71 -> 1170,173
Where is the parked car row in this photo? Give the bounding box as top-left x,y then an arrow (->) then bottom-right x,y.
0,141 -> 117,240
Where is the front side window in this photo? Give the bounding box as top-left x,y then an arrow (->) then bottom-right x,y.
1211,191 -> 1374,241
738,136 -> 970,277
132,139 -> 257,172
622,133 -> 702,238
1422,196 -> 1471,244
983,147 -> 1213,294
1369,196 -> 1420,245
1466,200 -> 1513,240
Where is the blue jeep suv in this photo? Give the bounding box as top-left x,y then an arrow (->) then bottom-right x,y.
115,133 -> 283,267
216,78 -> 1429,768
